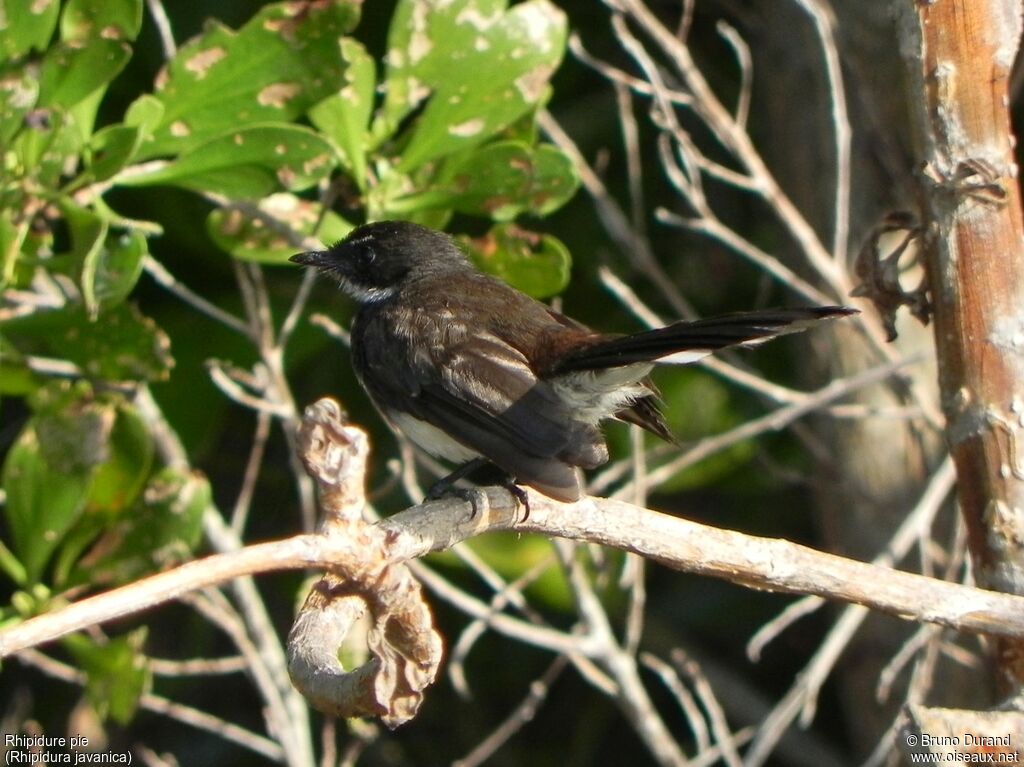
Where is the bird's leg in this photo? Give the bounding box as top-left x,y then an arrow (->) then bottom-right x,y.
500,479 -> 530,521
426,459 -> 529,520
426,457 -> 490,500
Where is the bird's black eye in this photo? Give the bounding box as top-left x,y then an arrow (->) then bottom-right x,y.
353,243 -> 376,268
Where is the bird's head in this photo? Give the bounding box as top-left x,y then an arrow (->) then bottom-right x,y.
290,220 -> 468,303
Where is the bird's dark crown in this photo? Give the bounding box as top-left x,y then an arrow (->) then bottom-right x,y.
289,220 -> 470,303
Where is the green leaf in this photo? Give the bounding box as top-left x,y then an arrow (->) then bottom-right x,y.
91,229 -> 147,308
63,630 -> 150,724
123,94 -> 165,139
0,0 -> 60,59
36,0 -> 139,142
375,0 -> 567,170
0,359 -> 39,397
207,194 -> 352,264
11,108 -> 83,186
37,37 -> 131,111
59,303 -> 173,382
57,201 -> 147,312
141,1 -> 360,158
461,224 -> 570,298
77,468 -> 209,587
0,71 -> 39,146
85,402 -> 153,516
308,38 -> 376,189
43,401 -> 154,587
121,124 -> 337,198
84,123 -> 142,183
0,213 -> 27,287
46,398 -> 153,589
2,409 -> 106,583
34,391 -> 115,473
60,200 -> 109,319
2,302 -> 174,382
60,0 -> 142,43
0,538 -> 28,586
391,141 -> 578,220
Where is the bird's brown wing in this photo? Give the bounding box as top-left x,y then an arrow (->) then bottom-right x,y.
355,311 -> 606,501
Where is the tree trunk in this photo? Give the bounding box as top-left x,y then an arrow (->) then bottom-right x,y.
896,0 -> 1024,695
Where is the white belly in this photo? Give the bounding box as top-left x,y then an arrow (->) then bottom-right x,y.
389,411 -> 481,463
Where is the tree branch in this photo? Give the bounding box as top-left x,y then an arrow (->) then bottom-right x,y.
0,444 -> 1018,640
5,400 -> 1024,728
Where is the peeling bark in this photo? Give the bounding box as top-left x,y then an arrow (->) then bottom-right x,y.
897,0 -> 1024,693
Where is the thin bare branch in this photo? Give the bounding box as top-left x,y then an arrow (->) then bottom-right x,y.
143,256 -> 251,337
748,456 -> 956,661
144,0 -> 176,59
149,655 -> 248,676
135,386 -> 314,767
656,208 -> 836,305
670,648 -> 743,767
207,361 -> 291,417
559,539 -> 686,766
641,652 -> 712,752
453,656 -> 568,767
570,34 -> 693,106
448,554 -> 555,697
538,109 -> 696,319
184,590 -> 299,758
231,411 -> 273,534
608,0 -> 849,296
716,21 -> 753,129
790,0 -> 852,265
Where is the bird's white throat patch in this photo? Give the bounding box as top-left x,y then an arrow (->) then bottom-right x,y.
336,275 -> 396,304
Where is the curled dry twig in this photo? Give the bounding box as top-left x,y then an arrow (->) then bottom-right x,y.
286,399 -> 443,729
850,211 -> 931,341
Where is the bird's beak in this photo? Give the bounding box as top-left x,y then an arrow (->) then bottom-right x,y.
289,250 -> 329,267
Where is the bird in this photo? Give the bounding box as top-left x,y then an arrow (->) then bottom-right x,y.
291,220 -> 854,504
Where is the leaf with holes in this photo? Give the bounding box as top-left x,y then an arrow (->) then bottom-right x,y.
308,38 -> 376,189
2,399 -> 112,583
390,141 -> 578,220
0,72 -> 39,147
72,467 -> 209,588
0,0 -> 60,59
121,124 -> 337,198
141,1 -> 360,158
207,193 -> 352,264
60,0 -> 142,43
460,223 -> 570,298
2,303 -> 173,383
374,0 -> 566,171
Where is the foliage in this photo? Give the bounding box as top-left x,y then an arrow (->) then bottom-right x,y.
0,0 -> 831,763
0,0 -> 579,733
